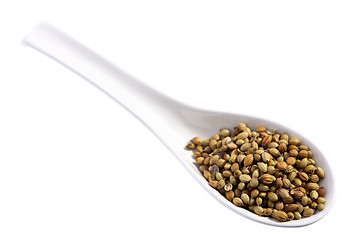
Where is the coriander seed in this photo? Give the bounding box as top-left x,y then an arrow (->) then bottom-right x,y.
186,123 -> 327,222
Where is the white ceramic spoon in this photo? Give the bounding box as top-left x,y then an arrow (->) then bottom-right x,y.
23,23 -> 334,227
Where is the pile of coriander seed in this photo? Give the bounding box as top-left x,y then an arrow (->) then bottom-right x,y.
186,123 -> 326,222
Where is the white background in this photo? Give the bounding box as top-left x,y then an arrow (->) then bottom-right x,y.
0,0 -> 359,239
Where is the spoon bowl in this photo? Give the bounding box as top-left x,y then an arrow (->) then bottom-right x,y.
23,23 -> 334,227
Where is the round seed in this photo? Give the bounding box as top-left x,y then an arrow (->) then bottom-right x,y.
186,124 -> 326,222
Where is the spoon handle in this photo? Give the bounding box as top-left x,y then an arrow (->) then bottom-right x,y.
23,22 -> 184,149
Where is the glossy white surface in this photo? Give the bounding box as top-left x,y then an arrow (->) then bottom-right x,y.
24,23 -> 334,227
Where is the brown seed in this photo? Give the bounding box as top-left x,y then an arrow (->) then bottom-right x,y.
310,202 -> 318,209
285,204 -> 298,212
222,136 -> 232,146
303,208 -> 315,217
264,208 -> 273,216
215,172 -> 223,181
254,154 -> 261,162
209,180 -> 219,188
301,196 -> 310,206
293,178 -> 302,187
233,169 -> 242,178
289,138 -> 301,146
229,175 -> 237,185
294,211 -> 302,220
227,142 -> 238,150
277,191 -> 293,204
222,170 -> 232,178
298,150 -> 309,158
237,132 -> 249,140
276,177 -> 283,188
220,129 -> 231,137
186,143 -> 195,150
316,167 -> 325,179
289,149 -> 298,157
293,190 -> 305,199
236,123 -> 246,131
260,174 -> 276,184
209,139 -> 217,150
275,201 -> 284,210
234,189 -> 241,197
287,212 -> 295,220
317,203 -> 325,211
280,133 -> 289,141
278,143 -> 287,153
243,154 -> 254,167
258,184 -> 269,192
239,174 -> 251,183
210,165 -> 220,176
204,156 -> 211,165
233,197 -> 245,207
241,193 -> 250,205
217,179 -> 226,189
283,196 -> 294,204
272,211 -> 288,222
310,190 -> 319,200
261,152 -> 273,162
240,143 -> 252,152
285,165 -> 294,173
310,174 -> 319,182
199,165 -> 208,173
268,142 -> 278,149
226,191 -> 235,201
299,145 -> 309,151
251,189 -> 260,198
283,178 -> 291,188
212,134 -> 220,140
204,171 -> 211,179
256,126 -> 267,133
231,163 -> 240,172
254,197 -> 261,206
191,137 -> 203,145
195,145 -> 203,153
267,165 -> 275,174
286,157 -> 296,165
278,188 -> 291,200
267,192 -> 278,202
237,154 -> 245,164
257,162 -> 268,173
307,182 -> 320,190
196,157 -> 204,165
276,161 -> 287,170
298,172 -> 309,181
254,206 -> 265,216
193,151 -> 202,159
304,165 -> 316,174
317,197 -> 326,204
249,177 -> 259,188
216,159 -> 227,168
203,146 -> 211,153
209,155 -> 219,165
288,171 -> 297,182
297,158 -> 308,169
269,148 -> 281,157
318,187 -> 326,197
262,135 -> 272,146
